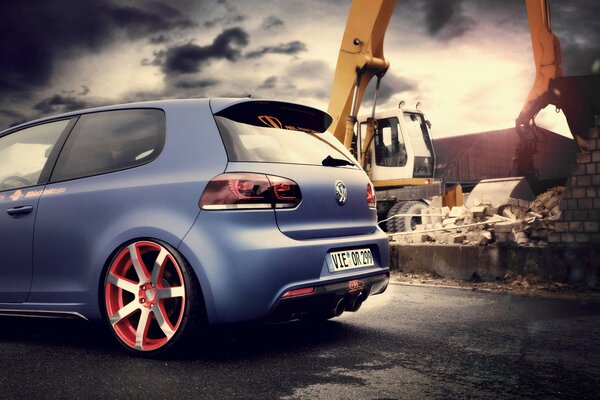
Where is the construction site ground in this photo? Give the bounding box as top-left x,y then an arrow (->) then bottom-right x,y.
391,270 -> 600,301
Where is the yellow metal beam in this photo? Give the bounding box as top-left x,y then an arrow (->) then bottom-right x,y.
327,0 -> 396,146
372,178 -> 434,188
518,0 -> 562,123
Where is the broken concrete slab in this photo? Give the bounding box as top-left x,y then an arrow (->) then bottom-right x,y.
449,206 -> 465,218
470,206 -> 487,219
477,231 -> 493,245
389,242 -> 600,287
449,234 -> 466,244
494,221 -> 518,233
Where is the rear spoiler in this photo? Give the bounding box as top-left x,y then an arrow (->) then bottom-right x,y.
214,100 -> 333,134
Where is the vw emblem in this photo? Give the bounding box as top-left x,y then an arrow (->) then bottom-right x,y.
335,180 -> 347,205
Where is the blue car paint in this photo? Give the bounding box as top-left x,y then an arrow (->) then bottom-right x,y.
27,100 -> 227,320
0,98 -> 390,327
0,187 -> 41,302
228,162 -> 377,239
178,160 -> 389,325
179,210 -> 388,324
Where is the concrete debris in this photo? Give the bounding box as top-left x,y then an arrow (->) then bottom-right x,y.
429,196 -> 443,208
442,218 -> 457,227
392,186 -> 566,248
448,206 -> 465,218
470,206 -> 487,219
450,234 -> 466,244
477,231 -> 493,245
502,208 -> 516,220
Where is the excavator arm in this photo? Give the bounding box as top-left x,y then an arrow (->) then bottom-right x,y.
513,0 -> 563,183
327,0 -> 396,160
515,0 -> 599,185
517,0 -> 563,130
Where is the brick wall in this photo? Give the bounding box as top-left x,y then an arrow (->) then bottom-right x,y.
549,119 -> 600,244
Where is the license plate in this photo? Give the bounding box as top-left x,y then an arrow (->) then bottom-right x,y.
327,248 -> 374,272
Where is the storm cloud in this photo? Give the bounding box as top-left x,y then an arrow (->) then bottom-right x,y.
204,15 -> 245,29
0,0 -> 597,134
0,0 -> 194,95
245,41 -> 307,59
79,85 -> 91,96
363,72 -> 418,106
159,28 -> 249,74
550,0 -> 600,76
104,3 -> 194,37
262,16 -> 284,30
32,95 -> 93,115
174,79 -> 220,89
259,76 -> 278,90
420,0 -> 476,41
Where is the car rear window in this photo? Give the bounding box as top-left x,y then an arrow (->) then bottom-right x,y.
214,101 -> 355,166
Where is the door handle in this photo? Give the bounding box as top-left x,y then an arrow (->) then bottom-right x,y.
6,205 -> 34,216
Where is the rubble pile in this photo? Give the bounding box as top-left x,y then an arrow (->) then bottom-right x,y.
392,187 -> 565,247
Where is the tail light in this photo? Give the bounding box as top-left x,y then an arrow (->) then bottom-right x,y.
366,182 -> 376,208
199,173 -> 301,210
268,175 -> 302,209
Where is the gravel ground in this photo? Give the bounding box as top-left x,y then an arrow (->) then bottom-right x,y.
391,271 -> 600,301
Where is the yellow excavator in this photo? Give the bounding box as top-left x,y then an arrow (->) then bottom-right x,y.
327,0 -> 438,232
327,0 -> 599,232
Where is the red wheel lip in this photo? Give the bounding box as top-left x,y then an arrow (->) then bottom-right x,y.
104,240 -> 186,352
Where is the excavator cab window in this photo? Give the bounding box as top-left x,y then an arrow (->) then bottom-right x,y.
370,117 -> 408,167
404,112 -> 434,178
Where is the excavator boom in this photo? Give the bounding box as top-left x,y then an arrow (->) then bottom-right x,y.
327,0 -> 396,148
518,0 -> 563,126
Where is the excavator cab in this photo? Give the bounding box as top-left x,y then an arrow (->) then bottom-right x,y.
352,105 -> 440,227
358,106 -> 435,184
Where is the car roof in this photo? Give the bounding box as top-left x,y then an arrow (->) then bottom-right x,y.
1,97 -> 330,135
1,98 -> 246,134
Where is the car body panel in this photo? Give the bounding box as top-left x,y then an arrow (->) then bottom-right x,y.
0,187 -> 42,302
6,100 -> 228,320
225,161 -> 377,239
179,208 -> 389,325
0,98 -> 390,333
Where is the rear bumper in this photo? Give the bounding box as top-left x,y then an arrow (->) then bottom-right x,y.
268,272 -> 389,322
178,210 -> 390,325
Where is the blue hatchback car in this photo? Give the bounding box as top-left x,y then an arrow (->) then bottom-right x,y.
0,98 -> 390,354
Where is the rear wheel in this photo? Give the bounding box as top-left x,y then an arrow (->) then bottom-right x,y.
385,201 -> 427,233
103,240 -> 202,355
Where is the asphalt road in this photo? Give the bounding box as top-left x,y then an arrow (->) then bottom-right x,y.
0,284 -> 599,400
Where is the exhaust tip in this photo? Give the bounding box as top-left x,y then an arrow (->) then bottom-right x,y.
346,294 -> 366,312
335,298 -> 347,317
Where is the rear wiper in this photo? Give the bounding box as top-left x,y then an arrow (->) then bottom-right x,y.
322,155 -> 354,167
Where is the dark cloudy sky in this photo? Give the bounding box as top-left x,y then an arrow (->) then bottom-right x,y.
1,0 -> 598,137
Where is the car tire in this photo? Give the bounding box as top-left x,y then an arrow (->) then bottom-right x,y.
103,239 -> 204,355
385,201 -> 427,233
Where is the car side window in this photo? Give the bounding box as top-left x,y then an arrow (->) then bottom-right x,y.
0,120 -> 70,191
51,109 -> 165,182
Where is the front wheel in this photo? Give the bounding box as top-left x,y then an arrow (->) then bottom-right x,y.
103,240 -> 202,355
385,201 -> 427,233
